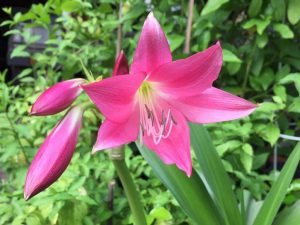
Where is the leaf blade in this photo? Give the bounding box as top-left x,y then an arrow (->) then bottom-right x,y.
136,143 -> 224,225
253,143 -> 300,225
190,124 -> 243,225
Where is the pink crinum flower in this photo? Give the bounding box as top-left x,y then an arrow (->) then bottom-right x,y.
82,13 -> 257,176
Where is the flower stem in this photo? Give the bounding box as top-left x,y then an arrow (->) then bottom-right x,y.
110,148 -> 147,225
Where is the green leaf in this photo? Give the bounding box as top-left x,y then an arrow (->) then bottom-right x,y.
243,18 -> 271,35
80,59 -> 94,82
168,34 -> 185,52
273,24 -> 294,39
136,143 -> 223,225
223,49 -> 242,63
253,152 -> 270,170
0,20 -> 12,27
274,85 -> 287,102
15,68 -> 32,80
241,190 -> 263,225
121,3 -> 146,21
271,0 -> 286,21
279,73 -> 300,93
226,62 -> 242,75
201,0 -> 229,16
10,45 -> 30,58
288,98 -> 300,113
256,33 -> 268,48
61,1 -> 83,12
4,29 -> 20,36
274,200 -> 300,225
1,83 -> 9,110
287,0 -> 300,25
255,123 -> 280,146
2,7 -> 12,15
248,0 -> 262,17
190,124 -> 243,225
253,143 -> 300,225
251,52 -> 264,76
148,207 -> 172,224
57,200 -> 87,225
216,140 -> 242,156
241,144 -> 253,173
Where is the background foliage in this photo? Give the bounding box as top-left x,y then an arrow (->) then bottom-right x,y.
1,0 -> 300,224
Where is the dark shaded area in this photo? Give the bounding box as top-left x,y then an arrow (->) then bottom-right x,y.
0,0 -> 47,79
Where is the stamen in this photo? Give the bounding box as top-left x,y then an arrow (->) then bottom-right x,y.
145,104 -> 151,118
170,113 -> 177,125
140,103 -> 176,144
138,81 -> 177,145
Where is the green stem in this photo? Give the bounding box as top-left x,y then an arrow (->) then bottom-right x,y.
241,44 -> 256,97
111,148 -> 147,225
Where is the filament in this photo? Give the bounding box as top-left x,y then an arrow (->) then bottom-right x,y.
138,82 -> 177,145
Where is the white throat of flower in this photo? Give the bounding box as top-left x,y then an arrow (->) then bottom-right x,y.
138,82 -> 177,145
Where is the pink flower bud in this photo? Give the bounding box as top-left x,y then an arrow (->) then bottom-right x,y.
24,106 -> 84,200
31,78 -> 86,116
112,51 -> 129,76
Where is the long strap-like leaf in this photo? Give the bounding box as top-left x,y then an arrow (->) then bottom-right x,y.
274,200 -> 300,225
253,142 -> 300,225
136,143 -> 224,225
190,124 -> 243,225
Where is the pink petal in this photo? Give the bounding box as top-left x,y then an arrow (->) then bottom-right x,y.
142,99 -> 192,176
168,87 -> 257,123
24,106 -> 83,200
31,78 -> 86,116
81,73 -> 145,123
112,51 -> 129,76
93,107 -> 139,152
149,42 -> 222,97
131,12 -> 172,74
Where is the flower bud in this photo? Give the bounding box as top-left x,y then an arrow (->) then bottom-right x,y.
24,106 -> 84,200
112,51 -> 129,76
31,79 -> 86,116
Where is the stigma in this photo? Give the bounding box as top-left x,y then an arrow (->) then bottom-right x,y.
138,82 -> 177,144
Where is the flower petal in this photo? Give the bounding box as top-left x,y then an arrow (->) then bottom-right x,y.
81,73 -> 145,123
142,100 -> 192,177
131,12 -> 172,74
149,42 -> 222,97
24,106 -> 83,200
168,87 -> 257,123
31,79 -> 86,116
93,107 -> 139,152
112,50 -> 129,76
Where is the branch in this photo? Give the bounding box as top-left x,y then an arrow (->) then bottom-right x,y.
183,0 -> 194,54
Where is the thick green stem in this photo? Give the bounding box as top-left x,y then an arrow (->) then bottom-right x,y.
111,148 -> 147,225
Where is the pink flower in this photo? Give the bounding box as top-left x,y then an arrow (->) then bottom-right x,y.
31,78 -> 86,116
24,106 -> 83,200
82,13 -> 256,176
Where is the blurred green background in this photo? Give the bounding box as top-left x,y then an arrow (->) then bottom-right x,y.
1,0 -> 300,224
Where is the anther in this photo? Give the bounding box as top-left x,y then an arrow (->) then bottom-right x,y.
170,113 -> 177,125
145,104 -> 151,118
140,124 -> 145,136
